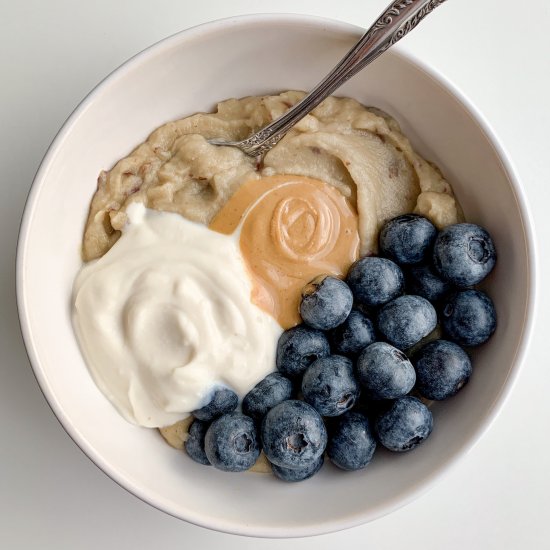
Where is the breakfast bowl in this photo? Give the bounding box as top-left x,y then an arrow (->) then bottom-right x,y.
16,14 -> 536,537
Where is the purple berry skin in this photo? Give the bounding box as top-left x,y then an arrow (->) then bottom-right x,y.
261,400 -> 327,469
327,412 -> 377,471
441,289 -> 496,347
328,309 -> 376,358
276,325 -> 330,380
301,355 -> 359,417
433,223 -> 496,288
242,373 -> 293,423
413,339 -> 472,400
380,214 -> 437,266
375,396 -> 433,452
300,275 -> 353,331
204,413 -> 260,472
192,388 -> 238,422
184,419 -> 211,466
346,257 -> 404,308
356,342 -> 416,400
270,454 -> 324,482
377,295 -> 437,350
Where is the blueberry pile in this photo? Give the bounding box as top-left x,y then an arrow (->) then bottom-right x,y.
183,215 -> 497,482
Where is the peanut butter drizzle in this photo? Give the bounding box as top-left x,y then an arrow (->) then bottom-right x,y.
210,175 -> 360,329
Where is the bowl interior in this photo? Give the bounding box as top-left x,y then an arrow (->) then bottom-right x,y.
18,15 -> 533,537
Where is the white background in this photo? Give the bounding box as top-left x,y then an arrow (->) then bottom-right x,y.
2,0 -> 549,548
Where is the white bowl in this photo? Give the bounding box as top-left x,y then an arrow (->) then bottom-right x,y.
17,14 -> 536,538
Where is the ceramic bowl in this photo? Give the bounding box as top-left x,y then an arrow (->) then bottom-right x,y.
17,14 -> 536,537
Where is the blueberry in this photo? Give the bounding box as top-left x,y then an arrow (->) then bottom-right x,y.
242,373 -> 293,423
346,257 -> 404,308
407,263 -> 453,303
413,340 -> 472,400
433,223 -> 496,287
204,412 -> 260,472
276,324 -> 330,379
377,295 -> 437,350
327,412 -> 377,471
441,289 -> 497,346
375,396 -> 433,452
270,454 -> 324,482
300,275 -> 353,330
192,387 -> 238,421
379,214 -> 437,265
261,400 -> 327,469
352,392 -> 391,419
328,309 -> 376,358
184,419 -> 211,466
301,355 -> 359,417
356,342 -> 416,399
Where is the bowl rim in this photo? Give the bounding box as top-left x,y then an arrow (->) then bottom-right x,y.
16,12 -> 538,538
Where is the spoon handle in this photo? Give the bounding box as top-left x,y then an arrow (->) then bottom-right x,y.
237,0 -> 447,156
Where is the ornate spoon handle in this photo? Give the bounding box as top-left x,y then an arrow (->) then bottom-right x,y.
211,0 -> 447,156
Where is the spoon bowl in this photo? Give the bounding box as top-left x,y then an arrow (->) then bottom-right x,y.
17,13 -> 536,537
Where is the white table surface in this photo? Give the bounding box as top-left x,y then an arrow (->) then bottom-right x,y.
2,0 -> 549,548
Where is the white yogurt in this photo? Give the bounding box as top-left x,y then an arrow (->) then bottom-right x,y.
73,203 -> 282,428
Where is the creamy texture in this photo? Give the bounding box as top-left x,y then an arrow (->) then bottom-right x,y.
78,91 -> 463,447
210,175 -> 359,328
82,91 -> 462,262
73,203 -> 282,428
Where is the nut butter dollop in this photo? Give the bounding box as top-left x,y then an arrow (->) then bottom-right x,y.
210,175 -> 360,328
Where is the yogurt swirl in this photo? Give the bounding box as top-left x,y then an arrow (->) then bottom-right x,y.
73,203 -> 282,427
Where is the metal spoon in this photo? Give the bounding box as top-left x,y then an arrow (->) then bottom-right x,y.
209,0 -> 447,157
